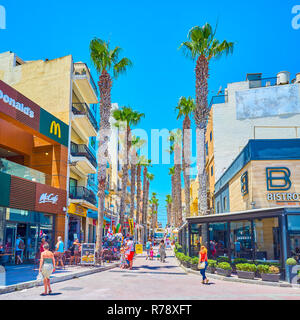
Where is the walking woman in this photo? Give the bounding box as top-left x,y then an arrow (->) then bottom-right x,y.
159,240 -> 166,263
199,245 -> 209,284
39,243 -> 55,295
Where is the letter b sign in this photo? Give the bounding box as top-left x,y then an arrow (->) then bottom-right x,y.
266,167 -> 292,191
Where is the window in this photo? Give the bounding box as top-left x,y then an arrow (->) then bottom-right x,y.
223,196 -> 227,211
253,217 -> 280,261
230,220 -> 253,260
288,215 -> 300,263
216,201 -> 220,213
208,222 -> 229,259
211,165 -> 213,176
210,131 -> 212,141
90,137 -> 96,149
205,142 -> 208,156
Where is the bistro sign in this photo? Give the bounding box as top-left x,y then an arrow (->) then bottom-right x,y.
266,167 -> 300,202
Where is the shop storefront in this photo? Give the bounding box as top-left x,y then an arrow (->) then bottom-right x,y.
0,80 -> 68,264
67,203 -> 87,247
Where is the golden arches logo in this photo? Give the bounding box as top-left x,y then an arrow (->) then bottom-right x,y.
50,121 -> 61,138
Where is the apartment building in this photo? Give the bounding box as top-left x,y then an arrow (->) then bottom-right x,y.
205,71 -> 300,214
0,51 -> 99,246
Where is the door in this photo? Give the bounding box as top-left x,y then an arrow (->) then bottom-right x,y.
4,224 -> 17,263
16,223 -> 27,260
27,224 -> 38,260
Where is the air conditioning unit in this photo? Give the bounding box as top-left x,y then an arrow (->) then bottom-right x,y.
296,73 -> 300,84
277,71 -> 290,85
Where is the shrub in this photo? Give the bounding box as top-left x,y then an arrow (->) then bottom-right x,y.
177,252 -> 184,261
254,260 -> 280,267
286,258 -> 297,266
236,263 -> 257,272
216,256 -> 230,263
269,266 -> 280,274
217,262 -> 232,271
232,258 -> 248,265
207,259 -> 217,268
175,243 -> 183,253
191,257 -> 199,265
257,264 -> 270,274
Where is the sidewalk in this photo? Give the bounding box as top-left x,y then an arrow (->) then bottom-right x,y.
0,262 -> 119,294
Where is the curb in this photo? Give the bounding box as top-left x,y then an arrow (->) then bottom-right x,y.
174,257 -> 299,289
0,263 -> 119,295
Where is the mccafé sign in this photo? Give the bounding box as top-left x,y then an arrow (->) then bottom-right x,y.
266,167 -> 300,202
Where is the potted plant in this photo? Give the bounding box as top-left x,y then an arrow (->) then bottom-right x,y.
286,257 -> 298,283
258,265 -> 280,282
236,263 -> 257,280
191,257 -> 199,271
216,256 -> 230,263
207,259 -> 217,274
216,262 -> 232,277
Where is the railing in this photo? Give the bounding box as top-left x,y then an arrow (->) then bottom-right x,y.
73,62 -> 98,96
248,77 -> 278,89
71,142 -> 97,169
0,158 -> 51,185
87,175 -> 98,190
72,103 -> 99,132
209,95 -> 228,109
69,186 -> 97,206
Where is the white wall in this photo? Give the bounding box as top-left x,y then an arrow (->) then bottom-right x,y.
213,81 -> 300,182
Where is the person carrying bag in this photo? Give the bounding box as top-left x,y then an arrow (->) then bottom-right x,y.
198,245 -> 209,284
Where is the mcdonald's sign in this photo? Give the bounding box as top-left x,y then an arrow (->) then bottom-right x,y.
50,121 -> 61,138
39,108 -> 68,146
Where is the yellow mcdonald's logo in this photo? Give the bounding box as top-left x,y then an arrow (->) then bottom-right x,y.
50,121 -> 61,138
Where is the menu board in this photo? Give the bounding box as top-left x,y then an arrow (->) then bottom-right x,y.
80,243 -> 96,265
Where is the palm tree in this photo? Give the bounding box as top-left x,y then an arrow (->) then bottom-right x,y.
129,136 -> 146,222
168,166 -> 176,227
136,155 -> 148,242
90,38 -> 132,256
145,172 -> 154,240
176,96 -> 196,219
179,23 -> 234,215
165,194 -> 172,226
149,193 -> 159,236
141,158 -> 151,243
169,129 -> 183,227
113,107 -> 145,234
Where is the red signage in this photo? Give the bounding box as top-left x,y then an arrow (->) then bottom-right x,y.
0,80 -> 40,131
35,183 -> 67,214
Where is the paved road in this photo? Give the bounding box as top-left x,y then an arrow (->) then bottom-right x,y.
1,249 -> 300,300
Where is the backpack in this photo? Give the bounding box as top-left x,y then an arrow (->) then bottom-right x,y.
18,239 -> 25,250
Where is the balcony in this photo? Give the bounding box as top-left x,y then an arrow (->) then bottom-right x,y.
70,142 -> 97,175
248,76 -> 278,89
73,62 -> 98,104
69,186 -> 97,209
0,158 -> 51,185
72,103 -> 98,138
209,94 -> 228,109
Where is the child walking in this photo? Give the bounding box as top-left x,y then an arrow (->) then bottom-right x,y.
150,246 -> 154,260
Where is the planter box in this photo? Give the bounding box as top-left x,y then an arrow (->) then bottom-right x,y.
186,262 -> 191,269
237,270 -> 255,280
216,267 -> 232,277
207,266 -> 216,274
191,264 -> 198,271
182,261 -> 188,267
261,273 -> 280,282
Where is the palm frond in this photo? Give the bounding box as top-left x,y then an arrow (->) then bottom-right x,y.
113,57 -> 133,79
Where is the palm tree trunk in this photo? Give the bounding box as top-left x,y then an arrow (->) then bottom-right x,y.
136,165 -> 142,241
144,179 -> 150,242
141,166 -> 148,243
174,144 -> 182,227
119,126 -> 131,233
182,116 -> 191,219
171,175 -> 176,227
96,70 -> 112,258
130,162 -> 136,220
194,54 -> 209,215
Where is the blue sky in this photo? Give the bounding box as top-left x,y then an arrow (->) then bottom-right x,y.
0,0 -> 299,226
